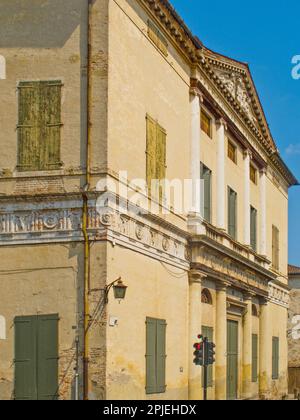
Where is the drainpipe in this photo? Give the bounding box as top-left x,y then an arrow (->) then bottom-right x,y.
82,0 -> 91,401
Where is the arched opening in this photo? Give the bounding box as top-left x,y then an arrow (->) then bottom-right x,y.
201,288 -> 213,305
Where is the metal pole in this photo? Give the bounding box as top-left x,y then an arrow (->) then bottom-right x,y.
203,337 -> 208,401
75,335 -> 79,401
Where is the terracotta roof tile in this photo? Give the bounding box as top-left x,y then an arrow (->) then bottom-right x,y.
288,264 -> 300,275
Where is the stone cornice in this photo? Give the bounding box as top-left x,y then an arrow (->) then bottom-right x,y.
139,0 -> 202,63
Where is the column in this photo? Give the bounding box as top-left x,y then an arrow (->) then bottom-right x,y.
259,299 -> 272,399
188,270 -> 205,400
259,168 -> 267,256
243,151 -> 251,246
188,89 -> 204,235
215,281 -> 228,400
242,292 -> 253,399
216,119 -> 226,230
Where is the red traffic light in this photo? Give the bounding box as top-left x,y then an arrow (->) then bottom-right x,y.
193,342 -> 202,350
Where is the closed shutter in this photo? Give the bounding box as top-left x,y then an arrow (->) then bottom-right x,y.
272,337 -> 279,380
201,164 -> 212,223
146,318 -> 157,394
14,314 -> 59,400
156,124 -> 166,204
146,115 -> 157,198
37,314 -> 59,400
146,317 -> 167,394
272,226 -> 280,270
252,334 -> 258,382
17,82 -> 40,171
17,81 -> 62,171
14,316 -> 37,400
39,81 -> 62,170
228,187 -> 237,239
202,326 -> 213,387
156,319 -> 167,393
250,207 -> 257,251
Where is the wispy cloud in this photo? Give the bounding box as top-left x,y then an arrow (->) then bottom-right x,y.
285,143 -> 300,156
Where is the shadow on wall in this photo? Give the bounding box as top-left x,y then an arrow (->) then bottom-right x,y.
0,0 -> 94,48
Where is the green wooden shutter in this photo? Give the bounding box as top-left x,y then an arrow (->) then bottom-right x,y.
250,207 -> 257,252
146,318 -> 157,394
17,81 -> 62,171
272,337 -> 279,380
37,314 -> 59,400
156,124 -> 166,204
202,326 -> 213,387
252,334 -> 258,382
17,82 -> 40,171
272,226 -> 280,270
146,116 -> 157,198
201,164 -> 212,223
14,316 -> 37,400
39,81 -> 62,170
156,319 -> 167,393
228,187 -> 237,239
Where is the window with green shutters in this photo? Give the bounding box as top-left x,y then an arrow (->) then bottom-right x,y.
202,326 -> 214,387
17,81 -> 62,171
200,163 -> 212,223
14,314 -> 59,400
252,334 -> 258,382
250,206 -> 258,252
228,187 -> 237,240
146,115 -> 166,204
146,317 -> 167,394
272,337 -> 279,380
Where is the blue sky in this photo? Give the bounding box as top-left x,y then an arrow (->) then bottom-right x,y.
171,0 -> 300,266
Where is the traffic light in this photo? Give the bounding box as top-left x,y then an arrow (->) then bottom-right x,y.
193,341 -> 204,366
205,341 -> 216,365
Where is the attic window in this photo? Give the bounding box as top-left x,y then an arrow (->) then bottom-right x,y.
148,20 -> 168,57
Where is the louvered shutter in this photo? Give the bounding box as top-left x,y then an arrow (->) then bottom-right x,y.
37,314 -> 59,400
250,207 -> 257,251
146,116 -> 157,198
146,318 -> 157,394
14,316 -> 37,400
156,319 -> 167,393
201,164 -> 212,223
228,187 -> 237,239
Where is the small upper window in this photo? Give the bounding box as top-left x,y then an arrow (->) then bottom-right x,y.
148,20 -> 168,57
201,289 -> 213,305
250,164 -> 257,184
201,110 -> 212,138
228,141 -> 237,164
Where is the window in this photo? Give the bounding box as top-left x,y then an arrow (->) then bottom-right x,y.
228,141 -> 237,164
146,115 -> 167,203
148,20 -> 168,56
200,163 -> 212,223
201,110 -> 212,138
228,187 -> 237,240
252,304 -> 259,317
201,289 -> 213,305
14,314 -> 59,400
272,225 -> 280,271
17,81 -> 62,171
146,317 -> 167,394
250,164 -> 257,184
252,334 -> 258,382
250,206 -> 257,252
202,326 -> 214,387
272,337 -> 279,380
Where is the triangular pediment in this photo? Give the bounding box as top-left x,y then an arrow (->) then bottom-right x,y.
202,48 -> 277,152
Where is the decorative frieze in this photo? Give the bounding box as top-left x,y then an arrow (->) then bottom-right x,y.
269,282 -> 290,308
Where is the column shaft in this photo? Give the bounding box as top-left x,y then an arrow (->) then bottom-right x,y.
259,301 -> 272,398
244,151 -> 251,246
216,120 -> 226,230
259,169 -> 267,256
190,92 -> 201,215
188,271 -> 203,400
215,283 -> 228,400
242,295 -> 253,399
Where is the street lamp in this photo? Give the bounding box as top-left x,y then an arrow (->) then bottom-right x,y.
105,277 -> 127,303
